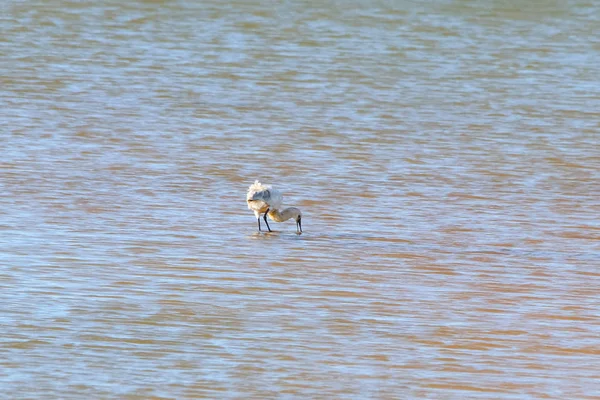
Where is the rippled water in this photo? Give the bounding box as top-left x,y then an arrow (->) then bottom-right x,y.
2,0 -> 600,398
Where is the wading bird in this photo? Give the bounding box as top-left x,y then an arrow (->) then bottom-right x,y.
246,180 -> 302,234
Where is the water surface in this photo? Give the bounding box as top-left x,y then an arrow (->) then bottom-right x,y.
1,0 -> 599,398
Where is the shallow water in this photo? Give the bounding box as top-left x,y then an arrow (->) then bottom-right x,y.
2,0 -> 600,398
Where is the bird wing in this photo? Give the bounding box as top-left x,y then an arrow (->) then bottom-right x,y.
260,188 -> 282,210
247,180 -> 270,201
246,181 -> 283,210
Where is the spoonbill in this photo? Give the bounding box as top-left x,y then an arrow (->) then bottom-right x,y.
246,180 -> 302,233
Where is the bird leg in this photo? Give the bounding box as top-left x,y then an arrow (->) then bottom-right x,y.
297,216 -> 302,234
257,216 -> 261,231
263,208 -> 272,232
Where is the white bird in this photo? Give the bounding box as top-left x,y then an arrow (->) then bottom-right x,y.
246,180 -> 302,233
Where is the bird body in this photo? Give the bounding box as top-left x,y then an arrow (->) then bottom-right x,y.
246,180 -> 302,233
246,180 -> 282,216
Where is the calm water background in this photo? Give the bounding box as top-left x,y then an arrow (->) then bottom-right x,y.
2,0 -> 600,398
